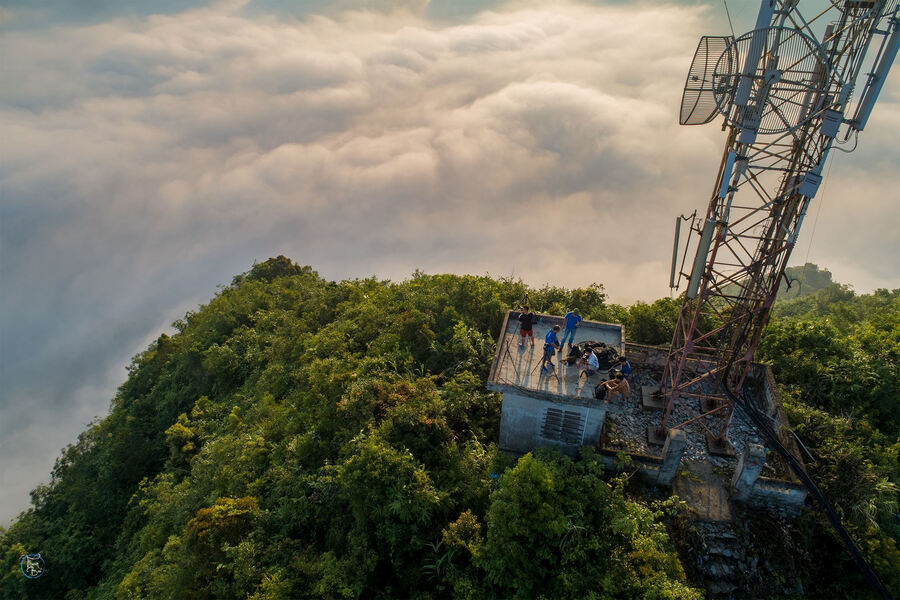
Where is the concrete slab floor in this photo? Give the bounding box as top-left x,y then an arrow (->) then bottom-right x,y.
492,316 -> 623,402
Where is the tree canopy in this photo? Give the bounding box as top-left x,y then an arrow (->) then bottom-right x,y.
0,258 -> 699,600
1,258 -> 896,599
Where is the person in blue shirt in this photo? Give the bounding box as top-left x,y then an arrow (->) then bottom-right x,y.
618,356 -> 632,380
560,309 -> 582,349
541,325 -> 561,372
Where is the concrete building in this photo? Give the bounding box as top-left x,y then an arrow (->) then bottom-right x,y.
487,310 -> 808,518
486,311 -> 624,457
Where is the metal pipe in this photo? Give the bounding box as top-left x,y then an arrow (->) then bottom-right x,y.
734,1 -> 776,108
686,218 -> 717,299
670,217 -> 682,289
719,151 -> 737,199
853,19 -> 900,131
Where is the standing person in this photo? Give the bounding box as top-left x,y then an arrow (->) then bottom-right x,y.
618,356 -> 632,380
517,306 -> 535,348
560,309 -> 582,349
541,325 -> 561,372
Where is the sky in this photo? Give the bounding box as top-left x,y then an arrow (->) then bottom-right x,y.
1,0 -> 898,525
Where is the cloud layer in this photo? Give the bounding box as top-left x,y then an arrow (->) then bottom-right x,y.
1,0 -> 898,524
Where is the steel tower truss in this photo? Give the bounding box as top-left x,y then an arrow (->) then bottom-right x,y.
657,0 -> 899,447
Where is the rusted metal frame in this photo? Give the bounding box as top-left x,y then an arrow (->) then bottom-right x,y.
747,237 -> 793,274
674,364 -> 729,394
721,235 -> 755,271
699,270 -> 759,305
747,136 -> 797,160
715,283 -> 784,439
689,309 -> 755,347
683,3 -> 882,443
685,314 -> 733,346
690,346 -> 722,356
739,203 -> 789,265
714,261 -> 758,270
706,267 -> 761,301
720,230 -> 780,242
749,142 -> 795,167
728,201 -> 777,232
712,291 -> 757,299
726,211 -> 776,243
660,298 -> 698,418
703,291 -> 740,313
743,170 -> 776,205
746,165 -> 794,173
729,231 -> 768,265
724,196 -> 772,228
788,3 -> 832,36
706,284 -> 762,314
661,286 -> 714,431
693,296 -> 732,326
771,201 -> 803,247
725,223 -> 762,255
712,128 -> 740,199
678,390 -> 725,399
673,359 -> 722,390
797,138 -> 824,168
742,169 -> 778,207
671,402 -> 728,433
714,271 -> 789,396
715,250 -> 752,278
725,206 -> 789,215
716,402 -> 739,440
707,259 -> 766,292
750,139 -> 796,149
745,142 -> 796,164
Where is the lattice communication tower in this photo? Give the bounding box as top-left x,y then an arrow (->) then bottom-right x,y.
655,0 -> 899,451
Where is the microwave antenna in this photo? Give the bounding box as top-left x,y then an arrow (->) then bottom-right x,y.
654,0 -> 900,452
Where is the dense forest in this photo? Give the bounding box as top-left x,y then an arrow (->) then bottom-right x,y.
1,258 -> 897,599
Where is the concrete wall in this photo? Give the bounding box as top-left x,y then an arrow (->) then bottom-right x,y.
596,449 -> 663,483
499,391 -> 606,456
747,477 -> 807,517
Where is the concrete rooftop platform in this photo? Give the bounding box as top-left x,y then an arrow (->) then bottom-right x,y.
487,311 -> 624,405
487,313 -> 808,517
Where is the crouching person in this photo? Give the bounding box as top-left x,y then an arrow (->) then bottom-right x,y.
579,350 -> 600,379
599,372 -> 630,402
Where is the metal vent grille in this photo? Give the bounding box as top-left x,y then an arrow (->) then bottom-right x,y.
680,35 -> 735,125
541,408 -> 585,444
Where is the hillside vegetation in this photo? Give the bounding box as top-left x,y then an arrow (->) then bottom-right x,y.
1,257 -> 897,599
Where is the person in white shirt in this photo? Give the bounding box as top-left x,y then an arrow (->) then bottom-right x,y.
580,350 -> 600,379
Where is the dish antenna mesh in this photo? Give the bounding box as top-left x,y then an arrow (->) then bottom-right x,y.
713,27 -> 830,134
679,36 -> 735,125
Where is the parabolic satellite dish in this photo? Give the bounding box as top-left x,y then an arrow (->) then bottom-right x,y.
679,36 -> 735,126
712,26 -> 831,135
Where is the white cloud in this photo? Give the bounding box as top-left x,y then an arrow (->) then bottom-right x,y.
1,0 -> 898,524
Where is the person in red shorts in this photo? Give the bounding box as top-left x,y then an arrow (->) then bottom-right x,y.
517,306 -> 535,347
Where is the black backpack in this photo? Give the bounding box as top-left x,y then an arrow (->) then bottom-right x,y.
593,383 -> 608,400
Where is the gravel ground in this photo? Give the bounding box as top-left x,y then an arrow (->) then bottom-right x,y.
604,370 -> 768,470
